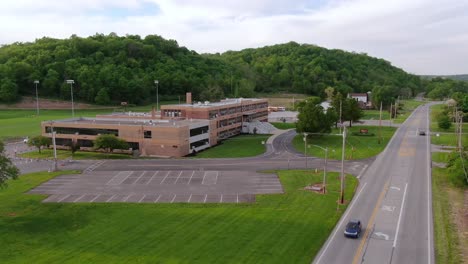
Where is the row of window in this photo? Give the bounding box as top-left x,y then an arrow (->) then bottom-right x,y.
45,126 -> 118,136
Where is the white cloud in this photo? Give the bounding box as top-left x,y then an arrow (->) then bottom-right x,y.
0,0 -> 467,75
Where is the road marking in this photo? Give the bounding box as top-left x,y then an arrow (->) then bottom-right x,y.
393,183 -> 408,248
57,194 -> 71,202
188,194 -> 192,202
74,194 -> 86,202
154,194 -> 161,203
138,195 -> 146,203
220,194 -> 223,203
146,171 -> 159,185
133,171 -> 146,184
170,194 -> 177,203
390,186 -> 401,191
314,182 -> 367,264
374,232 -> 389,240
90,195 -> 100,202
426,107 -> 432,264
123,194 -> 131,202
352,181 -> 389,264
174,171 -> 183,184
357,164 -> 368,179
237,193 -> 239,203
382,205 -> 396,212
187,171 -> 195,184
160,171 -> 170,184
106,195 -> 115,202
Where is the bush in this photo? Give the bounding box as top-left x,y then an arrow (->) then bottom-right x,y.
437,114 -> 452,130
446,152 -> 468,187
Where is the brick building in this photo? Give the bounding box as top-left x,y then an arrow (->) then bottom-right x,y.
41,97 -> 268,157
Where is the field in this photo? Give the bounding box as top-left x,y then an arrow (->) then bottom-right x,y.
193,134 -> 270,158
430,104 -> 468,146
393,100 -> 426,123
292,126 -> 396,160
0,170 -> 358,263
361,109 -> 390,120
20,149 -> 132,160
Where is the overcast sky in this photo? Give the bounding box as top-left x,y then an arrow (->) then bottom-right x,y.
1,0 -> 467,75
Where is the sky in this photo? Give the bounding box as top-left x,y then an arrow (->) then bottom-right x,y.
1,0 -> 467,75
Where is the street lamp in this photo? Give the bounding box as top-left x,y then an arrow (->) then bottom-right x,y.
66,80 -> 75,117
311,145 -> 329,194
303,133 -> 308,168
154,80 -> 159,111
34,80 -> 39,115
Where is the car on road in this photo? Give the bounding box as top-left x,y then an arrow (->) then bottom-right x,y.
418,129 -> 426,136
344,219 -> 362,238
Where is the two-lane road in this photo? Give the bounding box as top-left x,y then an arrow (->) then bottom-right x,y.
314,104 -> 434,264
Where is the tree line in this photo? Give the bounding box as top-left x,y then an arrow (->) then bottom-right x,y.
1,34 -> 425,106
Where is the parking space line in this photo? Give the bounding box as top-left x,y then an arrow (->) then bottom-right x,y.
138,195 -> 146,203
57,195 -> 70,202
170,194 -> 177,203
174,171 -> 183,184
220,194 -> 223,203
90,195 -> 100,202
188,194 -> 192,202
160,171 -> 171,184
74,194 -> 86,202
106,195 -> 116,202
146,171 -> 159,185
133,171 -> 146,185
187,171 -> 195,184
123,194 -> 131,202
237,194 -> 239,203
204,194 -> 207,203
154,194 -> 162,202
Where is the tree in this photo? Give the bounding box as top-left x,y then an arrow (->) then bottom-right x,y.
437,114 -> 452,130
94,134 -> 129,153
345,98 -> 363,127
0,140 -> 19,188
0,78 -> 18,102
67,140 -> 80,158
296,97 -> 334,134
28,135 -> 52,153
95,88 -> 111,105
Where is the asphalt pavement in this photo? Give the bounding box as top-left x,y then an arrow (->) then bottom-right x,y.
313,104 -> 434,264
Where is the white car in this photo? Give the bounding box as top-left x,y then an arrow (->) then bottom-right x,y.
23,137 -> 29,143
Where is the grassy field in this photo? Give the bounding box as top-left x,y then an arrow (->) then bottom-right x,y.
193,134 -> 270,158
361,109 -> 390,120
431,152 -> 464,264
0,109 -> 113,140
393,99 -> 426,124
430,104 -> 468,146
20,149 -> 132,160
0,170 -> 358,263
271,122 -> 296,129
292,126 -> 396,160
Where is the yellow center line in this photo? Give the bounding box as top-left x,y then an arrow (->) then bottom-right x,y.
352,180 -> 390,264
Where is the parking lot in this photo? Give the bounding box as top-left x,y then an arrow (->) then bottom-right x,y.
29,170 -> 284,204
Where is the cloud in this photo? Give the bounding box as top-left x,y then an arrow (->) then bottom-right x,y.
0,0 -> 467,75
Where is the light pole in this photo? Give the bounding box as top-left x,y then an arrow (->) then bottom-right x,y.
34,80 -> 39,115
311,145 -> 329,194
66,80 -> 75,117
154,80 -> 159,111
303,133 -> 308,168
340,126 -> 347,204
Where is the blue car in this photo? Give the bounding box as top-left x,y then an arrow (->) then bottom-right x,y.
344,219 -> 362,238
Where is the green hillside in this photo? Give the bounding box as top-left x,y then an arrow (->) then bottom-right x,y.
0,34 -> 423,105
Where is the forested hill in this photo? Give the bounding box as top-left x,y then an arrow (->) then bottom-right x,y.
421,74 -> 468,82
0,34 -> 422,105
214,42 -> 422,98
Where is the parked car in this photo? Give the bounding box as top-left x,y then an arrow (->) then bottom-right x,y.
344,219 -> 362,238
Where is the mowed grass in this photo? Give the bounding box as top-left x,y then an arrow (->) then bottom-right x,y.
292,126 -> 396,160
430,104 -> 468,146
393,99 -> 425,124
20,149 -> 132,160
361,109 -> 390,120
0,109 -> 113,140
0,170 -> 358,264
431,154 -> 464,264
271,122 -> 296,129
194,134 -> 270,158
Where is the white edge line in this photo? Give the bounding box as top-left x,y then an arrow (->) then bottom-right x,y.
393,183 -> 408,248
426,104 -> 432,264
314,182 -> 368,264
357,164 -> 368,179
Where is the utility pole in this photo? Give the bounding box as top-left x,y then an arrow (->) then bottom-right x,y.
389,103 -> 393,124
457,110 -> 463,151
378,101 -> 382,144
303,133 -> 308,169
34,80 -> 40,115
339,100 -> 343,134
52,131 -> 58,171
323,147 -> 328,194
340,126 -> 347,204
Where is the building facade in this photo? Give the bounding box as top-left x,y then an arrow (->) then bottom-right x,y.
41,97 -> 268,157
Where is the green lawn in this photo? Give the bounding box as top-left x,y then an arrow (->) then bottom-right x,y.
194,134 -> 270,158
432,166 -> 463,264
361,109 -> 390,120
0,170 -> 358,264
271,122 -> 296,129
393,99 -> 426,124
292,126 -> 396,160
20,149 -> 132,160
0,109 -> 113,140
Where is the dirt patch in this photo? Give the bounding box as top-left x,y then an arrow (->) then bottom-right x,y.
304,183 -> 325,193
0,96 -> 111,110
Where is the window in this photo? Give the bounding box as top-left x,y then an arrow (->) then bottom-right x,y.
144,130 -> 152,138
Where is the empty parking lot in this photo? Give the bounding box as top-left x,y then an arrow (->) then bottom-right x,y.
29,170 -> 284,204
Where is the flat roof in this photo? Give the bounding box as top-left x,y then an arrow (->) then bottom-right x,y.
43,117 -> 208,128
162,98 -> 266,109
